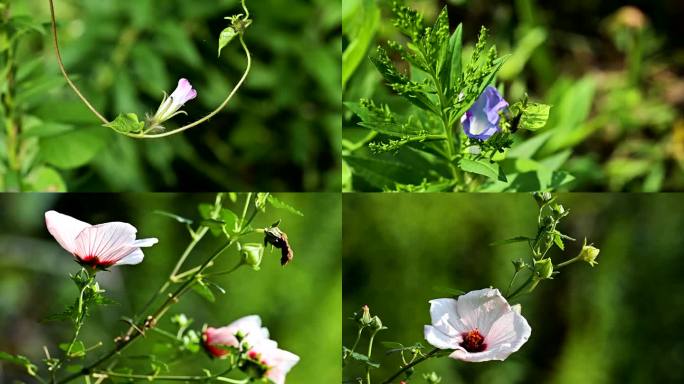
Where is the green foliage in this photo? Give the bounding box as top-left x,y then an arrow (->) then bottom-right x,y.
343,2 -> 554,192
2,0 -> 340,191
104,113 -> 145,134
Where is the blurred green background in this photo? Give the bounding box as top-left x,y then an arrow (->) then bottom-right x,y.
0,193 -> 341,382
4,0 -> 340,191
343,193 -> 684,383
343,0 -> 684,191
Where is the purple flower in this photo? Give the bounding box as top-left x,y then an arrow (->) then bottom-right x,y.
151,78 -> 198,124
461,86 -> 508,141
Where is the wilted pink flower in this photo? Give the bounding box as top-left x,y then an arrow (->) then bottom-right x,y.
151,78 -> 197,124
203,315 -> 270,358
45,211 -> 158,270
247,338 -> 300,384
424,288 -> 531,362
203,315 -> 299,384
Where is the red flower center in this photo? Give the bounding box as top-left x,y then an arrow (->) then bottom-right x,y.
78,255 -> 115,269
460,329 -> 487,352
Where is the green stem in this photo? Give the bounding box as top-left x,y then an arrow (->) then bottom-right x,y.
506,275 -> 534,300
365,329 -> 380,384
380,348 -> 441,384
556,256 -> 580,269
56,240 -> 238,384
92,369 -> 247,383
344,328 -> 364,362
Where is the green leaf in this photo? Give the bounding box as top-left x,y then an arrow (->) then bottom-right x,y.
154,210 -> 194,225
198,203 -> 214,220
346,350 -> 380,368
220,208 -> 239,232
553,233 -> 565,250
489,236 -> 534,246
443,23 -> 463,92
267,195 -> 304,216
0,351 -> 37,376
218,27 -> 238,57
191,280 -> 215,303
23,166 -> 67,192
40,129 -> 108,170
104,113 -> 145,134
459,158 -> 505,181
200,219 -> 225,236
342,0 -> 380,89
59,341 -> 86,358
519,103 -> 551,131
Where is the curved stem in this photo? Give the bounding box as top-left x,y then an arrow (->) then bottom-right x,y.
126,35 -> 252,139
365,329 -> 380,384
48,0 -> 109,124
381,348 -> 441,384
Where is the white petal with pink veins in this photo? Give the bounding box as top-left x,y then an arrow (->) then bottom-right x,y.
45,211 -> 91,254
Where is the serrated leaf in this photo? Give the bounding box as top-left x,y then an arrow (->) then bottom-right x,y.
267,195 -> 303,216
218,27 -> 238,57
104,113 -> 145,134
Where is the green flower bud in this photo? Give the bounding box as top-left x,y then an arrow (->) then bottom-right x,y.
423,372 -> 442,383
369,315 -> 383,331
240,243 -> 264,270
534,258 -> 554,280
512,258 -> 526,272
579,239 -> 600,267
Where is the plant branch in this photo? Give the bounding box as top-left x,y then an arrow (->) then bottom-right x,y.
380,348 -> 441,384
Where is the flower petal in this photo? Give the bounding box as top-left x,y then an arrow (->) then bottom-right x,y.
424,325 -> 462,350
73,222 -> 138,264
428,298 -> 466,336
455,288 -> 510,335
485,309 -> 531,353
45,211 -> 91,254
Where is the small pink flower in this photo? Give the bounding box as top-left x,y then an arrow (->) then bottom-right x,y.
424,288 -> 531,362
203,315 -> 270,358
248,339 -> 300,384
169,78 -> 198,107
151,78 -> 198,124
45,211 -> 158,270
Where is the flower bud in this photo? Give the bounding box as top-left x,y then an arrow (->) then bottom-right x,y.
512,258 -> 526,272
579,239 -> 600,267
423,372 -> 442,384
369,315 -> 384,331
533,258 -> 554,280
240,243 -> 264,270
354,305 -> 372,327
